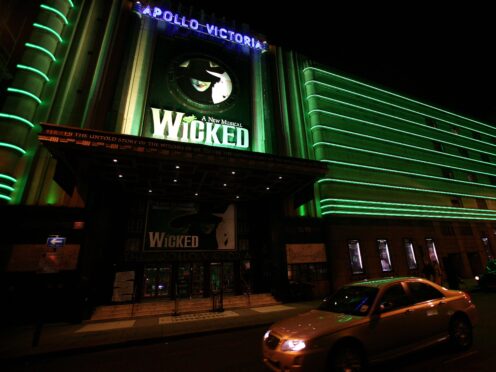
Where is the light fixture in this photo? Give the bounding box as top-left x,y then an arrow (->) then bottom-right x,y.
278,176 -> 283,179
223,183 -> 227,187
118,174 -> 123,178
231,171 -> 236,175
113,159 -> 118,163
266,187 -> 270,190
148,189 -> 152,193
173,179 -> 177,183
195,192 -> 199,196
175,165 -> 180,169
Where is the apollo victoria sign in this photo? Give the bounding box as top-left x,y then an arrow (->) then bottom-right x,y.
134,3 -> 268,51
150,108 -> 249,149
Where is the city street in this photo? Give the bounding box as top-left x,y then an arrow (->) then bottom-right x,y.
5,291 -> 496,371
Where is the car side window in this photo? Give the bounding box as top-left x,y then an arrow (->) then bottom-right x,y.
408,282 -> 443,303
378,284 -> 411,312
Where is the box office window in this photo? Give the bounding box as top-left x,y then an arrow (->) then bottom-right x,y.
348,240 -> 364,274
403,238 -> 418,270
377,239 -> 393,272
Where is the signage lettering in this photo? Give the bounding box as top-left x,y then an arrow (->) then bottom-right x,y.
149,232 -> 199,248
135,3 -> 267,51
150,108 -> 249,149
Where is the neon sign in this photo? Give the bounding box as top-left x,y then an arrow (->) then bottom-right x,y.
134,2 -> 268,51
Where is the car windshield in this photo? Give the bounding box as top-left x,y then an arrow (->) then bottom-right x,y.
318,285 -> 378,316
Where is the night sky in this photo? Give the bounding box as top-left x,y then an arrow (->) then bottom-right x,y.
181,1 -> 495,124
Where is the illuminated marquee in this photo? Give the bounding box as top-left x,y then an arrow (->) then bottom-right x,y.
150,108 -> 249,149
134,2 -> 267,51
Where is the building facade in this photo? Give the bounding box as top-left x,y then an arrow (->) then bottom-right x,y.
1,0 -> 494,321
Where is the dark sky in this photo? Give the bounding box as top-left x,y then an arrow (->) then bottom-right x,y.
181,1 -> 496,124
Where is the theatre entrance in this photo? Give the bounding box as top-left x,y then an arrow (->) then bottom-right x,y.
141,262 -> 235,299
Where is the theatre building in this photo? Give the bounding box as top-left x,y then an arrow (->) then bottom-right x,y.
1,1 -> 495,321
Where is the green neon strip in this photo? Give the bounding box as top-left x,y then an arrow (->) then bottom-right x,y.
0,113 -> 35,128
16,64 -> 49,82
304,67 -> 496,135
321,198 -> 496,214
0,184 -> 15,192
311,125 -> 490,168
0,194 -> 12,202
322,159 -> 496,190
321,210 -> 496,220
321,204 -> 496,218
0,142 -> 27,155
306,93 -> 496,150
309,110 -> 496,159
40,4 -> 69,24
33,23 -> 63,42
25,42 -> 56,61
314,142 -> 496,179
318,178 -> 496,201
0,174 -> 17,183
67,0 -> 74,7
7,88 -> 42,104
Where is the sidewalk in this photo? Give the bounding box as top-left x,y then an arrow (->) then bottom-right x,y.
0,300 -> 320,362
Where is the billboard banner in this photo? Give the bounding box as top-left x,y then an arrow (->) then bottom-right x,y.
145,202 -> 236,251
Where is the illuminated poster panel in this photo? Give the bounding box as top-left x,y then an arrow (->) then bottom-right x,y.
145,202 -> 236,250
425,238 -> 439,263
348,240 -> 364,274
377,239 -> 392,272
142,32 -> 252,151
403,238 -> 418,270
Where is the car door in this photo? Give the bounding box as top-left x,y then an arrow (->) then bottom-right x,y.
365,283 -> 415,356
404,281 -> 450,343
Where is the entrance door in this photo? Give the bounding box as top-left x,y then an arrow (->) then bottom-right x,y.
143,265 -> 172,297
176,263 -> 206,298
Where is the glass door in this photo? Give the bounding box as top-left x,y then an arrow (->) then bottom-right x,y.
143,265 -> 172,297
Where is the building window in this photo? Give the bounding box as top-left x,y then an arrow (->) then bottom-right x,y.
348,240 -> 364,274
403,238 -> 418,270
377,239 -> 392,272
425,238 -> 439,264
425,117 -> 437,128
472,131 -> 481,140
451,126 -> 459,134
433,141 -> 444,152
467,173 -> 478,182
481,153 -> 490,162
442,168 -> 454,179
458,148 -> 469,157
476,198 -> 488,209
450,196 -> 463,208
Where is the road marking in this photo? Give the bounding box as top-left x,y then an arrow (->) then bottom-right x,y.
251,305 -> 295,313
159,310 -> 239,324
76,320 -> 136,333
442,350 -> 478,364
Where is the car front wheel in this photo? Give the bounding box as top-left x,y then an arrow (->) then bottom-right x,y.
449,316 -> 473,350
328,342 -> 366,372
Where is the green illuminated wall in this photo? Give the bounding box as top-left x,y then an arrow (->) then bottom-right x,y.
280,56 -> 496,221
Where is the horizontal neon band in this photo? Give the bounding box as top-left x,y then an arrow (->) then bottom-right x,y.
16,64 -> 49,82
318,178 -> 496,201
314,142 -> 496,179
33,23 -> 63,42
40,4 -> 69,24
7,88 -> 42,104
0,184 -> 15,192
0,174 -> 17,183
311,125 -> 491,168
321,210 -> 496,221
309,109 -> 496,160
25,42 -> 56,61
0,142 -> 27,155
304,67 -> 496,135
322,159 -> 496,190
0,113 -> 35,128
321,204 -> 496,217
321,198 -> 495,213
0,194 -> 12,202
306,93 -> 496,150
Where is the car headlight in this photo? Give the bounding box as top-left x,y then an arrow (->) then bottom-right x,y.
281,339 -> 306,352
263,330 -> 270,340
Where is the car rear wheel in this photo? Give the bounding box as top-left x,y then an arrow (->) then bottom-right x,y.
328,343 -> 366,372
449,316 -> 473,350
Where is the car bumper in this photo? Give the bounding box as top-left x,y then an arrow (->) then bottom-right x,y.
262,346 -> 326,372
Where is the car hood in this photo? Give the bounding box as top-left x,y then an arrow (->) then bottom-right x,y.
269,309 -> 365,339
